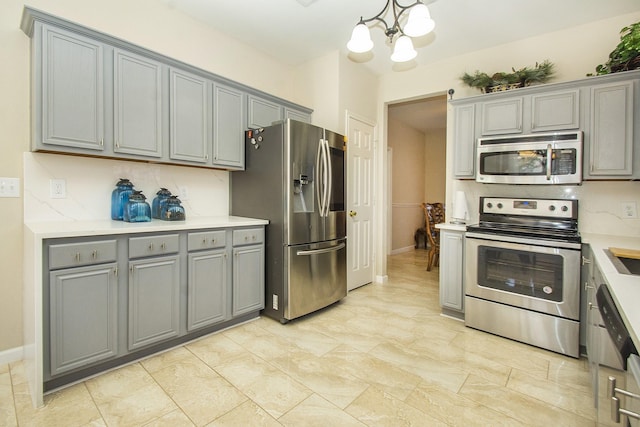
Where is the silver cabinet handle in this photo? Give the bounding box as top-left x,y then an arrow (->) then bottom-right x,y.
582,256 -> 591,266
148,243 -> 154,251
584,282 -> 595,291
609,376 -> 640,423
161,242 -> 166,250
92,250 -> 98,259
202,238 -> 207,244
588,302 -> 598,311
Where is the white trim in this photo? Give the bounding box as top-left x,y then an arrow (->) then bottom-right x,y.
390,245 -> 415,255
375,274 -> 388,284
0,346 -> 24,366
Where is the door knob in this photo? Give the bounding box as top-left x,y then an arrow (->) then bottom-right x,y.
349,210 -> 357,217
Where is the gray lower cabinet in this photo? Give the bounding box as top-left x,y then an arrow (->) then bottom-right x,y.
128,254 -> 180,350
49,262 -> 118,376
47,238 -> 118,377
113,49 -> 163,158
232,228 -> 265,316
213,84 -> 245,169
44,225 -> 265,387
439,229 -> 464,314
169,68 -> 210,164
39,24 -> 104,152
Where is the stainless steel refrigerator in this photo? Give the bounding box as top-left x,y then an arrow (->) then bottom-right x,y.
231,119 -> 347,323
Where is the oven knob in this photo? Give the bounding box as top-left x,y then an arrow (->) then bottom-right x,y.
487,202 -> 493,209
561,205 -> 569,212
497,203 -> 503,209
549,205 -> 556,211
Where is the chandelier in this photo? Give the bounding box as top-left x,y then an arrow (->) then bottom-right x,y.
347,0 -> 435,63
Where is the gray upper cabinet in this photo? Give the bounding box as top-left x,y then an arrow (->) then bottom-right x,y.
113,49 -> 163,158
480,98 -> 522,135
453,104 -> 476,178
585,81 -> 636,178
169,68 -> 210,164
531,90 -> 580,132
247,95 -> 282,128
23,8 -> 311,170
285,108 -> 312,123
213,84 -> 245,169
40,25 -> 104,152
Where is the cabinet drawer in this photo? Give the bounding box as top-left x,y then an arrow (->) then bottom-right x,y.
129,234 -> 179,258
233,228 -> 264,246
188,230 -> 226,251
49,240 -> 117,269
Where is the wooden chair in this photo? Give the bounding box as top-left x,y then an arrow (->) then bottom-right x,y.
422,202 -> 445,271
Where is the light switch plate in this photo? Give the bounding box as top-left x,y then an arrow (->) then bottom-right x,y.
0,177 -> 20,198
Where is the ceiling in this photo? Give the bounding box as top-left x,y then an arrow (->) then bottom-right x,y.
157,0 -> 639,133
158,0 -> 640,76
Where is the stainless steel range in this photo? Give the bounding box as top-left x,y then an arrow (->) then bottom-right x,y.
465,197 -> 581,357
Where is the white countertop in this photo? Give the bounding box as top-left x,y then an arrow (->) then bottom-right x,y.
582,233 -> 640,350
436,223 -> 467,232
24,215 -> 269,239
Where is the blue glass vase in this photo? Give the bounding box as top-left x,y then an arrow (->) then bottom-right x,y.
123,191 -> 151,223
161,196 -> 186,221
111,178 -> 134,220
152,188 -> 172,219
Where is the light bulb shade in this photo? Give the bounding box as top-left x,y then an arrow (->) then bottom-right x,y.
403,4 -> 435,37
390,35 -> 417,62
347,23 -> 374,53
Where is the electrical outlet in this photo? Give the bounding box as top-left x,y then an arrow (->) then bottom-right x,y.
0,177 -> 20,198
50,179 -> 66,199
178,185 -> 189,201
621,201 -> 638,219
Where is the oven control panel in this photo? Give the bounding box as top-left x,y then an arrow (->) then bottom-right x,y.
481,197 -> 576,218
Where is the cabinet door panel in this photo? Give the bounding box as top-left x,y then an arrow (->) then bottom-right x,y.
232,245 -> 265,316
453,104 -> 476,178
481,98 -> 522,135
439,231 -> 464,312
188,250 -> 228,330
531,90 -> 580,132
128,255 -> 180,350
213,84 -> 245,168
588,82 -> 634,176
50,263 -> 117,375
247,95 -> 281,128
114,50 -> 163,158
285,108 -> 311,123
42,26 -> 104,150
170,69 -> 209,163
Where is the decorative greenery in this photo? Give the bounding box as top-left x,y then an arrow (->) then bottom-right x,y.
592,21 -> 640,75
461,60 -> 555,93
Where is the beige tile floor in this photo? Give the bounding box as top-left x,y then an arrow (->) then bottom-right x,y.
2,250 -> 606,426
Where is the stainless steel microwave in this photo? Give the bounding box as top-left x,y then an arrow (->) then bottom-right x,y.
476,131 -> 583,184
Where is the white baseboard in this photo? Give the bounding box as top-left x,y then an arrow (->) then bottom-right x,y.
375,274 -> 388,284
390,245 -> 415,255
0,346 -> 23,366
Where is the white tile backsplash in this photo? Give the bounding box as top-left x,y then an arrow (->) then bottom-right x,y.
452,180 -> 640,237
24,152 -> 229,222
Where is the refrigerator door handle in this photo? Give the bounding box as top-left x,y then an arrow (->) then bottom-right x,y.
324,139 -> 332,218
316,139 -> 324,215
296,242 -> 346,256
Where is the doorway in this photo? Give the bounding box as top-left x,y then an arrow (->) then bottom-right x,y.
387,94 -> 447,256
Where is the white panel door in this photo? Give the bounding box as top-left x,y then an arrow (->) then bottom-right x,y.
346,113 -> 375,291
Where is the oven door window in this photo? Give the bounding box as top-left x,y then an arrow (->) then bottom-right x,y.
479,149 -> 576,176
477,245 -> 563,302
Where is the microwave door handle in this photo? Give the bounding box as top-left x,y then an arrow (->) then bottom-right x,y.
546,144 -> 552,181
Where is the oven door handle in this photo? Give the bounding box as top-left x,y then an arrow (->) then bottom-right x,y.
546,144 -> 552,181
